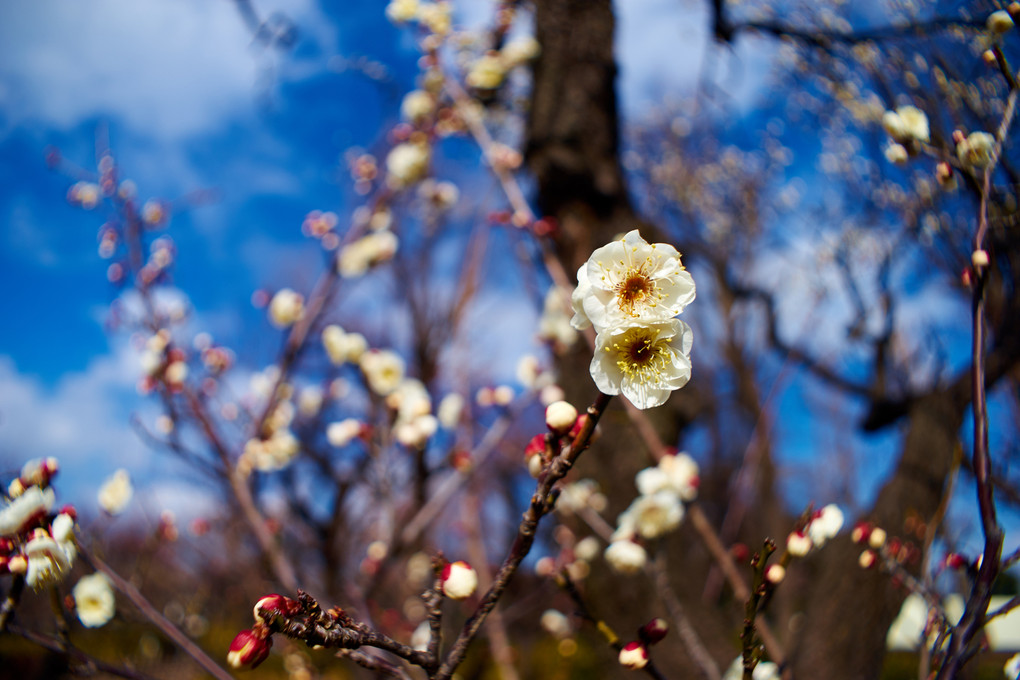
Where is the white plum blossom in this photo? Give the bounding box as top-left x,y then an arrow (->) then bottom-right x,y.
401,89 -> 435,123
268,289 -> 304,328
417,1 -> 452,35
98,470 -> 133,515
884,143 -> 908,165
24,533 -> 74,589
500,37 -> 541,68
635,452 -> 700,501
338,230 -> 399,277
323,326 -> 368,364
466,53 -> 506,90
957,131 -> 997,169
385,0 -> 418,23
360,350 -> 405,396
604,539 -> 647,574
556,479 -> 606,515
989,9 -> 1015,34
575,536 -> 601,562
882,106 -> 929,144
787,531 -> 813,557
387,378 -> 432,423
298,387 -> 323,417
327,418 -> 363,447
538,286 -> 579,349
806,504 -> 844,547
540,609 -> 572,639
386,141 -> 430,187
618,490 -> 684,540
591,319 -> 693,409
437,393 -> 465,429
0,486 -> 55,536
571,230 -> 695,333
243,430 -> 300,472
394,415 -> 438,448
73,573 -> 115,628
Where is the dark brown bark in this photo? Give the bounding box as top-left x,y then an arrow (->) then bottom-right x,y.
527,0 -> 642,273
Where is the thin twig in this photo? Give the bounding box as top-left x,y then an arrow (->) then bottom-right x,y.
651,550 -> 721,680
78,545 -> 236,680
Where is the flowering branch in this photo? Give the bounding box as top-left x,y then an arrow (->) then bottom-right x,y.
740,540 -> 778,680
934,50 -> 1019,679
432,392 -> 612,679
260,591 -> 434,667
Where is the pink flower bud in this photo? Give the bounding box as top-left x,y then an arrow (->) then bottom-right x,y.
639,618 -> 669,645
441,561 -> 478,600
545,401 -> 578,434
618,641 -> 649,669
227,628 -> 272,669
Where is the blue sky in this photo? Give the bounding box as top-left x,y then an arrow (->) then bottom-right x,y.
0,0 -> 747,514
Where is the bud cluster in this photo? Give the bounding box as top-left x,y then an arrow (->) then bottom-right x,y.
0,458 -> 78,590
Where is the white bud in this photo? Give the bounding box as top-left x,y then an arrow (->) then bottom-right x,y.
441,561 -> 478,600
545,401 -> 578,434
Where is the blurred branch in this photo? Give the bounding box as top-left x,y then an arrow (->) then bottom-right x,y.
557,570 -> 670,680
7,623 -> 160,680
78,545 -> 236,680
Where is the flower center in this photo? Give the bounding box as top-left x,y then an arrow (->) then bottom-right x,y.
611,327 -> 670,383
608,260 -> 664,317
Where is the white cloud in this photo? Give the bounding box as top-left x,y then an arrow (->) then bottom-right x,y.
0,0 -> 325,140
0,343 -> 224,518
0,348 -> 147,503
0,0 -> 258,138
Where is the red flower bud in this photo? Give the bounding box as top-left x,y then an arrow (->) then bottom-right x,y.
253,594 -> 300,624
226,628 -> 272,669
639,618 -> 669,645
524,433 -> 546,460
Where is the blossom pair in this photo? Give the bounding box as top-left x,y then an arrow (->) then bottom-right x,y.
570,230 -> 696,409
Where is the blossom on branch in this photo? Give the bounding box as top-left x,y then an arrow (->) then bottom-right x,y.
591,319 -> 693,409
73,572 -> 115,628
97,470 -> 133,516
571,230 -> 695,333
